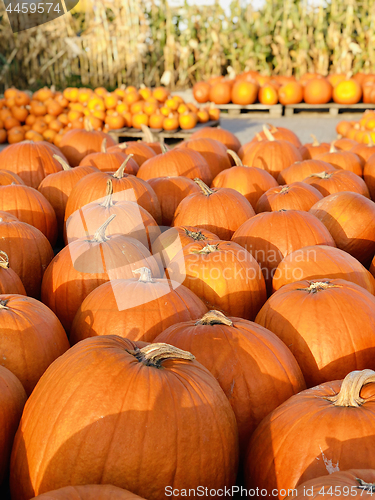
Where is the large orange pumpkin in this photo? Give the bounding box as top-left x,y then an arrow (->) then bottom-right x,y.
155,310 -> 305,457
0,251 -> 26,295
310,192 -> 375,265
245,369 -> 375,498
333,79 -> 363,104
277,159 -> 336,184
0,294 -> 69,395
79,139 -> 139,174
256,182 -> 323,213
167,240 -> 267,319
0,140 -> 63,188
189,127 -> 242,153
64,166 -> 162,225
209,81 -> 232,104
278,82 -> 304,105
317,145 -> 364,177
284,470 -> 375,500
0,183 -> 58,246
70,267 -> 208,344
151,226 -> 219,268
256,280 -> 375,386
147,176 -> 201,227
303,169 -> 370,198
241,127 -> 303,179
0,366 -> 26,485
107,141 -> 156,166
231,80 -> 259,105
65,179 -> 160,250
351,141 -> 375,163
254,124 -> 302,148
212,150 -> 278,208
38,155 -> 98,235
137,147 -> 212,185
59,121 -> 116,166
0,212 -> 54,298
303,78 -> 333,104
32,484 -> 146,500
10,336 -> 239,500
178,137 -> 232,180
232,210 -> 336,291
273,245 -> 375,294
42,216 -> 161,332
258,84 -> 279,105
193,81 -> 211,103
302,135 -> 331,159
173,179 -> 255,240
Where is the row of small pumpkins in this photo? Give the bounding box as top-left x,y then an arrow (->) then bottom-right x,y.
0,86 -> 221,146
337,110 -> 375,143
1,122 -> 375,499
193,71 -> 375,106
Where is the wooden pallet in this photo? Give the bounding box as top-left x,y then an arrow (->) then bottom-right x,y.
284,102 -> 375,117
108,120 -> 220,143
216,103 -> 283,117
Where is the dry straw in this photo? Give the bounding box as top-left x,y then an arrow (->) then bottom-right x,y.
0,0 -> 374,92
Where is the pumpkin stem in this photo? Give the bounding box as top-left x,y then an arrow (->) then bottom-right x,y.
133,267 -> 154,283
141,124 -> 157,143
101,179 -> 114,209
280,185 -> 290,194
310,134 -> 320,147
191,243 -> 219,254
195,310 -> 233,326
183,228 -> 209,241
325,369 -> 375,407
297,280 -> 341,293
0,250 -> 9,269
266,123 -> 278,133
356,478 -> 375,492
262,125 -> 275,142
194,178 -> 215,196
53,154 -> 71,171
112,155 -> 134,179
160,142 -> 169,154
368,134 -> 375,147
84,117 -> 94,132
117,142 -> 128,149
128,343 -> 195,368
227,149 -> 243,166
92,214 -> 116,243
255,133 -> 263,142
309,171 -> 332,179
330,142 -> 338,153
0,299 -> 9,309
101,138 -> 107,153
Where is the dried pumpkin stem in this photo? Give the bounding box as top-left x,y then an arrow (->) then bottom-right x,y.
160,143 -> 169,154
101,138 -> 107,153
92,214 -> 116,243
101,179 -> 114,209
330,142 -> 338,153
133,267 -> 154,283
297,281 -> 341,293
356,479 -> 375,492
183,228 -> 208,241
367,134 -> 375,147
310,134 -> 320,147
0,299 -> 9,309
117,142 -> 128,149
196,310 -> 233,326
266,123 -> 278,134
84,117 -> 94,132
325,369 -> 375,407
262,125 -> 275,142
227,149 -> 243,166
53,154 -> 71,171
113,155 -> 134,179
129,343 -> 195,368
191,243 -> 219,254
280,185 -> 290,194
194,178 -> 214,196
309,172 -> 332,179
255,133 -> 263,142
0,251 -> 9,269
141,124 -> 156,143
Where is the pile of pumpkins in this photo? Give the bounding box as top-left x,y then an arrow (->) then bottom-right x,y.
0,86 -> 221,147
337,110 -> 375,143
2,120 -> 375,500
193,71 -> 375,106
